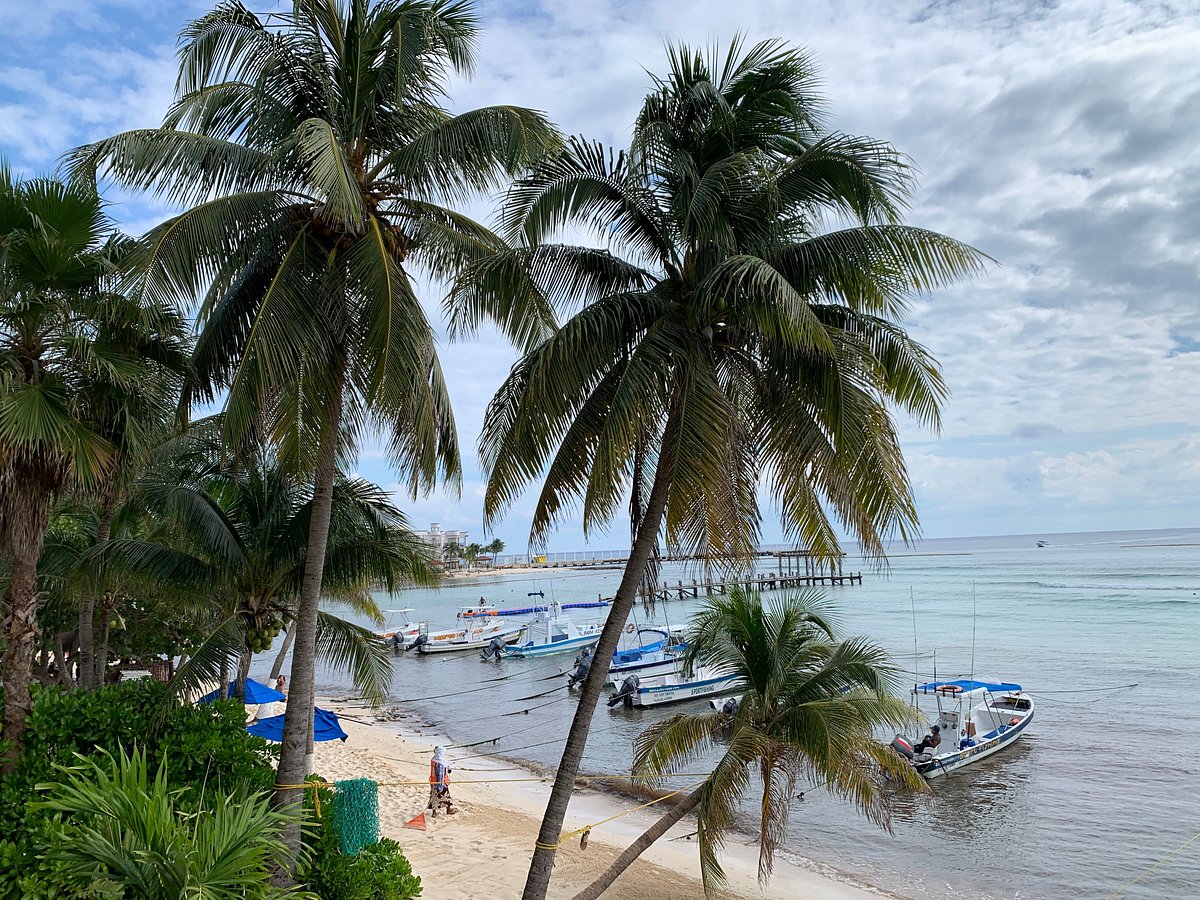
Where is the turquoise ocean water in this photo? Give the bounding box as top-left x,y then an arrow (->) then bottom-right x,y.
305,527 -> 1200,899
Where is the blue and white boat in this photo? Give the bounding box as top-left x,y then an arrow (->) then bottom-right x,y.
606,628 -> 686,681
891,679 -> 1035,779
608,664 -> 739,708
504,601 -> 603,658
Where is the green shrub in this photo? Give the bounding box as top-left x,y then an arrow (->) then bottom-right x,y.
33,747 -> 304,900
302,783 -> 421,900
0,680 -> 277,900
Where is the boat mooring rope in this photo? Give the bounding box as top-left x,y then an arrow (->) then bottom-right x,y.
1105,825 -> 1200,898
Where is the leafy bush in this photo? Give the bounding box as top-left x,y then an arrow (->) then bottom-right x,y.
33,746 -> 304,900
0,679 -> 277,900
302,783 -> 421,900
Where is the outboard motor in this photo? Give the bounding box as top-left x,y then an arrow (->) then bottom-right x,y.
388,634 -> 404,652
607,674 -> 640,709
889,735 -> 915,761
480,635 -> 508,661
405,633 -> 429,653
721,696 -> 740,716
567,647 -> 593,688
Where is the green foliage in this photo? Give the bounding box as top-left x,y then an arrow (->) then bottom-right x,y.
32,746 -> 306,899
0,679 -> 276,900
636,588 -> 925,891
302,783 -> 421,900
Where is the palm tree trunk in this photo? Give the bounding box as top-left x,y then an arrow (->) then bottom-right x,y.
79,490 -> 116,690
0,487 -> 52,775
235,645 -> 252,700
94,591 -> 115,687
570,787 -> 704,900
274,375 -> 344,876
270,620 -> 295,682
522,420 -> 677,900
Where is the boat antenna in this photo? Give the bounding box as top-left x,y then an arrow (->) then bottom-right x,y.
969,581 -> 978,684
910,587 -> 919,707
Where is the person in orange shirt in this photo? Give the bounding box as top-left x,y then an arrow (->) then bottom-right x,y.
427,746 -> 457,817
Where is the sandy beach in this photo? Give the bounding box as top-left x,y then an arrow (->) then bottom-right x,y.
313,701 -> 891,900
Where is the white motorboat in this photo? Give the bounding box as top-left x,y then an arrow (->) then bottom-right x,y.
376,608 -> 419,646
605,628 -> 685,682
408,606 -> 525,654
607,664 -> 739,709
503,601 -> 603,658
890,679 -> 1035,779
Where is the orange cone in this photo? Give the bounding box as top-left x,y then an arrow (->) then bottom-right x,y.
403,812 -> 427,831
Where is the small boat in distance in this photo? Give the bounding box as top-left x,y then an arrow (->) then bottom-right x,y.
607,664 -> 738,709
1036,540 -> 1048,548
376,608 -> 419,644
504,601 -> 603,658
409,606 -> 524,654
890,679 -> 1034,779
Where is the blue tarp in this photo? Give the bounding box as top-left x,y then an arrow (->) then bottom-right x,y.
199,678 -> 286,705
916,679 -> 1022,694
246,707 -> 348,743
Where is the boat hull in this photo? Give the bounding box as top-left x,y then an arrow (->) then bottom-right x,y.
416,625 -> 524,654
631,674 -> 739,708
917,706 -> 1035,778
505,634 -> 601,658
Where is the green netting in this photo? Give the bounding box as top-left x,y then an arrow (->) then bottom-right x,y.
332,778 -> 379,856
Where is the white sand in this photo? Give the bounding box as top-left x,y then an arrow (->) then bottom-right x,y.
313,702 -> 895,900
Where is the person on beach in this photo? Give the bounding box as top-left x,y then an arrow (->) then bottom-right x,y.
914,724 -> 941,754
427,746 -> 457,817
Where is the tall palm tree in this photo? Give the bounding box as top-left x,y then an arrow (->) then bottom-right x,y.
450,39 -> 985,898
574,589 -> 924,899
101,418 -> 438,706
66,0 -> 559,854
0,168 -> 184,771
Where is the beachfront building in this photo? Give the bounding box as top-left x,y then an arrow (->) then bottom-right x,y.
414,522 -> 469,557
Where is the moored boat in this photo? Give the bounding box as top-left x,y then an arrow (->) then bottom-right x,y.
607,664 -> 738,708
605,628 -> 686,682
504,601 -> 603,658
409,606 -> 525,653
890,679 -> 1035,778
376,608 -> 419,645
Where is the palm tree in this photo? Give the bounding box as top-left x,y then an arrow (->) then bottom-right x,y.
102,418 -> 438,706
0,168 -> 184,771
34,746 -> 301,899
66,0 -> 559,855
450,39 -> 984,898
485,537 -> 505,563
574,589 -> 925,899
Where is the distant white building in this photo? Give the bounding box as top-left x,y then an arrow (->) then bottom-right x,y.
415,522 -> 469,556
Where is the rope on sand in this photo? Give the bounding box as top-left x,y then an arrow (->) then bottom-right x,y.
535,781 -> 708,852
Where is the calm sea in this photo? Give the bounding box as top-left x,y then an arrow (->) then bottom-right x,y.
302,527 -> 1200,899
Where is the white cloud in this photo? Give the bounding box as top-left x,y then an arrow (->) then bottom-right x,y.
2,0 -> 1198,545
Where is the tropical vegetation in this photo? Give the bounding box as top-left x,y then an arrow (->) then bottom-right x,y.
0,3 -> 987,897
66,1 -> 558,866
573,589 -> 925,899
0,678 -> 277,899
451,37 -> 982,898
0,166 -> 188,770
33,747 -> 305,900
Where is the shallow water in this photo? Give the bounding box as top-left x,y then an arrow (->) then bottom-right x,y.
304,527 -> 1200,899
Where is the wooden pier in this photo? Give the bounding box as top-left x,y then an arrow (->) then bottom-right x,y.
633,552 -> 861,603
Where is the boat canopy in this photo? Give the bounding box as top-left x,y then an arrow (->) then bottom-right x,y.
915,679 -> 1022,697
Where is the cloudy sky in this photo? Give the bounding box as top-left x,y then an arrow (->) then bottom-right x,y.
2,0 -> 1198,550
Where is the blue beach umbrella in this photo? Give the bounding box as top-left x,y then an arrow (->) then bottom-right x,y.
246,707 -> 348,743
199,678 -> 286,705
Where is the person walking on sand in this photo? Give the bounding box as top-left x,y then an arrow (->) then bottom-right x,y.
427,746 -> 457,817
